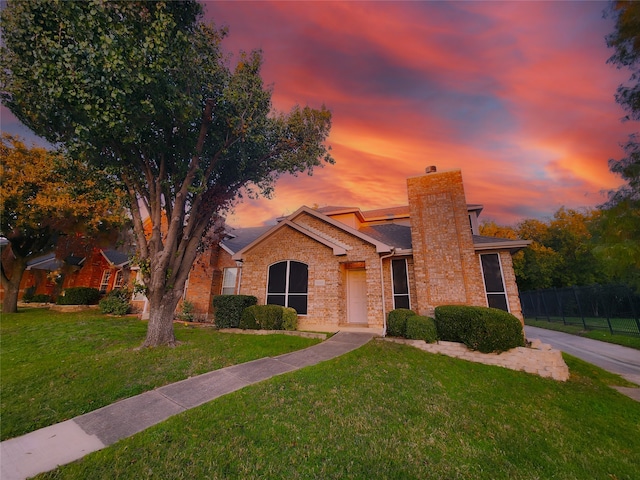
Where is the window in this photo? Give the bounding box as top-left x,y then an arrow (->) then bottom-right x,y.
267,261 -> 308,314
391,259 -> 410,309
99,270 -> 111,294
221,267 -> 238,295
113,270 -> 124,289
480,253 -> 509,311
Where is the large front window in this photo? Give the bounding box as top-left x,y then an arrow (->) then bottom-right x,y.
480,253 -> 509,311
391,258 -> 410,309
99,269 -> 111,294
267,261 -> 308,314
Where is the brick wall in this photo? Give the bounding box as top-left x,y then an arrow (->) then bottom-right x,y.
237,213 -> 385,330
407,170 -> 486,317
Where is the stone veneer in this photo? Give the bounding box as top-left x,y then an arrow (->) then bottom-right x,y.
381,337 -> 569,381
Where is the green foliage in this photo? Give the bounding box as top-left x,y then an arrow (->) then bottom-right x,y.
21,286 -> 36,302
176,300 -> 195,322
29,294 -> 52,303
57,287 -> 100,305
99,289 -> 131,315
405,315 -> 437,343
386,308 -> 415,337
213,295 -> 258,329
282,307 -> 298,331
434,305 -> 525,353
239,304 -> 289,330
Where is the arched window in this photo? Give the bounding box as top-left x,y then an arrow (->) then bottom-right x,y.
267,261 -> 308,314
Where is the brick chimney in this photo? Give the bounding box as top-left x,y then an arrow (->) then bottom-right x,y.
407,169 -> 485,316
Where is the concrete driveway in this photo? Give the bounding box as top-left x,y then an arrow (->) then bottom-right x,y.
525,326 -> 640,388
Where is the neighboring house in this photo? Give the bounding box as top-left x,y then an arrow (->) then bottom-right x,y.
17,248 -> 132,302
184,168 -> 530,331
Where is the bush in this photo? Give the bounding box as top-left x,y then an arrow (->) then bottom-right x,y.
57,287 -> 100,305
435,305 -> 525,353
387,308 -> 415,337
176,300 -> 195,322
239,304 -> 290,330
282,307 -> 298,331
213,295 -> 258,328
99,288 -> 131,315
21,286 -> 36,302
405,315 -> 437,343
30,294 -> 52,303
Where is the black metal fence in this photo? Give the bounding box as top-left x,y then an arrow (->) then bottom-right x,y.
520,284 -> 640,337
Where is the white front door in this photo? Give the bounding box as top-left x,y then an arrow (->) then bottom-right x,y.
347,269 -> 368,324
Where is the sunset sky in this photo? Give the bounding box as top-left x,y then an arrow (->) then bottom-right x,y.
1,1 -> 635,227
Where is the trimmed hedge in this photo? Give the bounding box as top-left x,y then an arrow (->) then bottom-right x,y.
99,289 -> 131,315
57,287 -> 100,305
405,315 -> 437,343
387,308 -> 415,337
282,307 -> 298,331
239,304 -> 298,331
434,305 -> 525,353
30,294 -> 52,303
213,295 -> 258,328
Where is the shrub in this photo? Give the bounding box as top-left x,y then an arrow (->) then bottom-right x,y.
176,300 -> 195,322
57,287 -> 100,305
282,307 -> 298,331
213,295 -> 258,328
240,304 -> 288,330
406,315 -> 437,343
99,288 -> 131,315
22,286 -> 36,302
386,308 -> 415,337
434,305 -> 525,353
30,294 -> 52,303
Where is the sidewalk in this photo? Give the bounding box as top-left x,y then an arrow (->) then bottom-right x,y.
0,331 -> 376,480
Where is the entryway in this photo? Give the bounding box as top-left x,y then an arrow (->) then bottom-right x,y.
346,269 -> 368,325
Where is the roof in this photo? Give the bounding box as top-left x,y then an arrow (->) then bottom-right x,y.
361,206 -> 410,221
472,235 -> 531,253
101,250 -> 131,267
26,253 -> 63,271
358,224 -> 413,250
221,226 -> 273,254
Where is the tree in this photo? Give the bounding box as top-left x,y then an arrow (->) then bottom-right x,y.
0,134 -> 124,313
600,1 -> 640,289
0,1 -> 333,346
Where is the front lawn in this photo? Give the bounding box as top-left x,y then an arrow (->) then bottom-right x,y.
0,308 -> 320,440
35,341 -> 640,479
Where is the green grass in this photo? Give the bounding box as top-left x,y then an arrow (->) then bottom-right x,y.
0,308 -> 320,440
35,341 -> 640,480
525,318 -> 640,350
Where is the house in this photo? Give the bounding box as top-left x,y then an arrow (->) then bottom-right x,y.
184,167 -> 530,331
17,247 -> 132,302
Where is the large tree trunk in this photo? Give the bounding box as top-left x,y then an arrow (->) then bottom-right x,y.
1,256 -> 27,314
143,290 -> 182,347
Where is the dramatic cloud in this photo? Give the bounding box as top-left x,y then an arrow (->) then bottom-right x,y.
1,1 -> 633,226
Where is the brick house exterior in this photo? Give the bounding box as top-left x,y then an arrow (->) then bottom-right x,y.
186,168 -> 529,331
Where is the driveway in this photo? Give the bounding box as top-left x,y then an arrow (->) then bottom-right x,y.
525,326 -> 640,386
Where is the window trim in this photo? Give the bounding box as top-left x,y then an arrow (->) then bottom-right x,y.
391,258 -> 411,310
113,270 -> 124,289
221,267 -> 238,295
479,253 -> 510,312
99,269 -> 111,294
266,260 -> 308,315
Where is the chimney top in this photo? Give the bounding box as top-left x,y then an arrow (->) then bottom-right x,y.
425,165 -> 437,174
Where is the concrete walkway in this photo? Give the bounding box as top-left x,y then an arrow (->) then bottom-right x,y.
525,326 -> 640,401
0,331 -> 375,480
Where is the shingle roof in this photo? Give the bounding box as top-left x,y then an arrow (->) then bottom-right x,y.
358,224 -> 413,250
361,205 -> 410,220
102,249 -> 131,267
222,226 -> 273,254
26,252 -> 63,271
